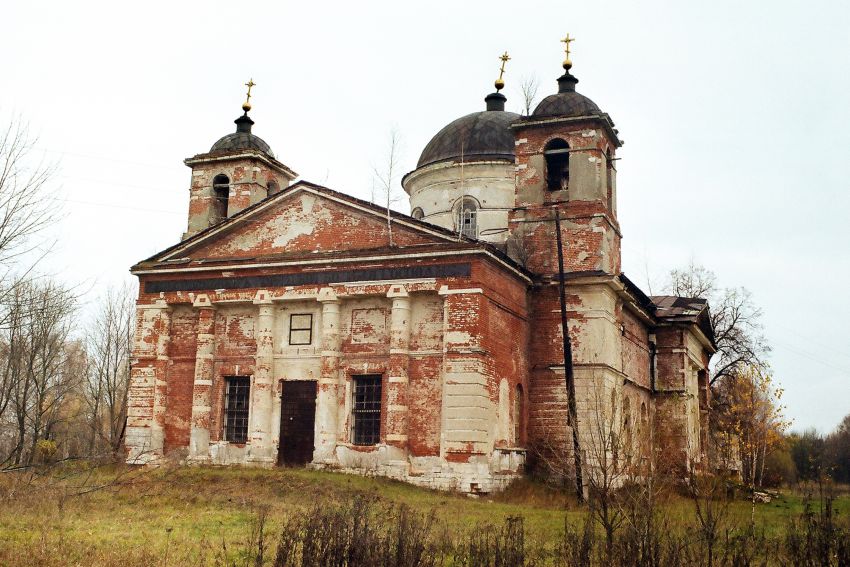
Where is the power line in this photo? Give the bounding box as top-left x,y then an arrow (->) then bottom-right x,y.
772,339 -> 850,376
56,174 -> 183,195
56,198 -> 183,215
770,324 -> 850,361
37,146 -> 184,171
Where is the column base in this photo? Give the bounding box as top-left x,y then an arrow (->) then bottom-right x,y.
243,458 -> 276,468
189,427 -> 211,460
186,455 -> 212,465
245,443 -> 276,465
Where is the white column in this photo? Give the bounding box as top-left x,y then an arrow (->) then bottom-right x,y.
189,294 -> 216,461
315,287 -> 341,463
126,299 -> 171,463
386,285 -> 411,449
248,290 -> 276,464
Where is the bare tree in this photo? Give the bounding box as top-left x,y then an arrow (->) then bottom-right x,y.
371,128 -> 404,247
0,118 -> 59,310
583,382 -> 630,555
0,278 -> 78,466
667,261 -> 769,386
689,469 -> 731,567
84,284 -> 135,455
528,421 -> 579,486
505,228 -> 531,268
518,74 -> 540,116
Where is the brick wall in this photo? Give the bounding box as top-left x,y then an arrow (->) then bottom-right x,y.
187,193 -> 438,260
620,307 -> 651,390
163,306 -> 198,453
407,294 -> 444,456
510,119 -> 621,277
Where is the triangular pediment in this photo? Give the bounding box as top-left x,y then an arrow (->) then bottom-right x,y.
151,182 -> 460,263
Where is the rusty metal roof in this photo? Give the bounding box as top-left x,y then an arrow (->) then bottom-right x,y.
651,295 -> 716,348
651,295 -> 708,320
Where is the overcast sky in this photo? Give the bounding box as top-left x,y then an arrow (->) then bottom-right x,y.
2,1 -> 848,432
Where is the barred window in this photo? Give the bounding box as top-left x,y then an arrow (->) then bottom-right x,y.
352,375 -> 382,445
456,199 -> 478,239
224,376 -> 250,443
289,313 -> 313,345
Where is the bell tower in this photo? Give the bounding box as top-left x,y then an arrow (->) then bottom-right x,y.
181,80 -> 297,240
511,39 -> 627,486
508,42 -> 622,276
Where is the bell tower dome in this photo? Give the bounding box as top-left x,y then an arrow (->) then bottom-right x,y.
181,80 -> 297,240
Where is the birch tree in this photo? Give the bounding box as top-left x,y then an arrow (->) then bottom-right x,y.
371,128 -> 404,247
518,74 -> 540,116
723,365 -> 789,523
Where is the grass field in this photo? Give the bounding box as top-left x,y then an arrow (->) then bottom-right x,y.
0,465 -> 847,566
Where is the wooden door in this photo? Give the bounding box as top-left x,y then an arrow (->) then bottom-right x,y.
277,381 -> 317,466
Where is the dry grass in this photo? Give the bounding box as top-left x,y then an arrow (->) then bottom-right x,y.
0,464 -> 847,566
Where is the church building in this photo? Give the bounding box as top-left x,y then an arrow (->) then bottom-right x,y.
126,42 -> 716,493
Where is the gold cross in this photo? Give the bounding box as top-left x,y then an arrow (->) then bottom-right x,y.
561,33 -> 575,66
244,78 -> 256,104
498,51 -> 511,81
495,51 -> 510,91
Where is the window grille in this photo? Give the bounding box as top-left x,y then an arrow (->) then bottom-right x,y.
224,376 -> 250,443
352,375 -> 382,445
289,313 -> 313,345
457,201 -> 478,239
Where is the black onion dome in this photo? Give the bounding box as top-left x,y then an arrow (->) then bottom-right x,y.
417,93 -> 519,168
533,92 -> 601,117
210,113 -> 274,158
532,70 -> 602,118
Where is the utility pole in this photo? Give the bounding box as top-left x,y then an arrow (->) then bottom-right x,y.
554,208 -> 584,500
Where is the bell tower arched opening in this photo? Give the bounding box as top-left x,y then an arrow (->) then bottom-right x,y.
544,138 -> 570,192
212,174 -> 230,222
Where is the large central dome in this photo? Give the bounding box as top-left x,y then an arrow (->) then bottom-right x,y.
417,94 -> 519,168
403,91 -> 519,246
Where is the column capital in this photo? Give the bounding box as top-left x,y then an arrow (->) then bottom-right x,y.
438,285 -> 483,296
252,289 -> 273,305
192,293 -> 216,309
138,298 -> 172,312
317,287 -> 339,303
386,284 -> 409,299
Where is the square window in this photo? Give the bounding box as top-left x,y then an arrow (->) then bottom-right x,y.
224,376 -> 250,443
289,313 -> 313,345
352,375 -> 382,445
